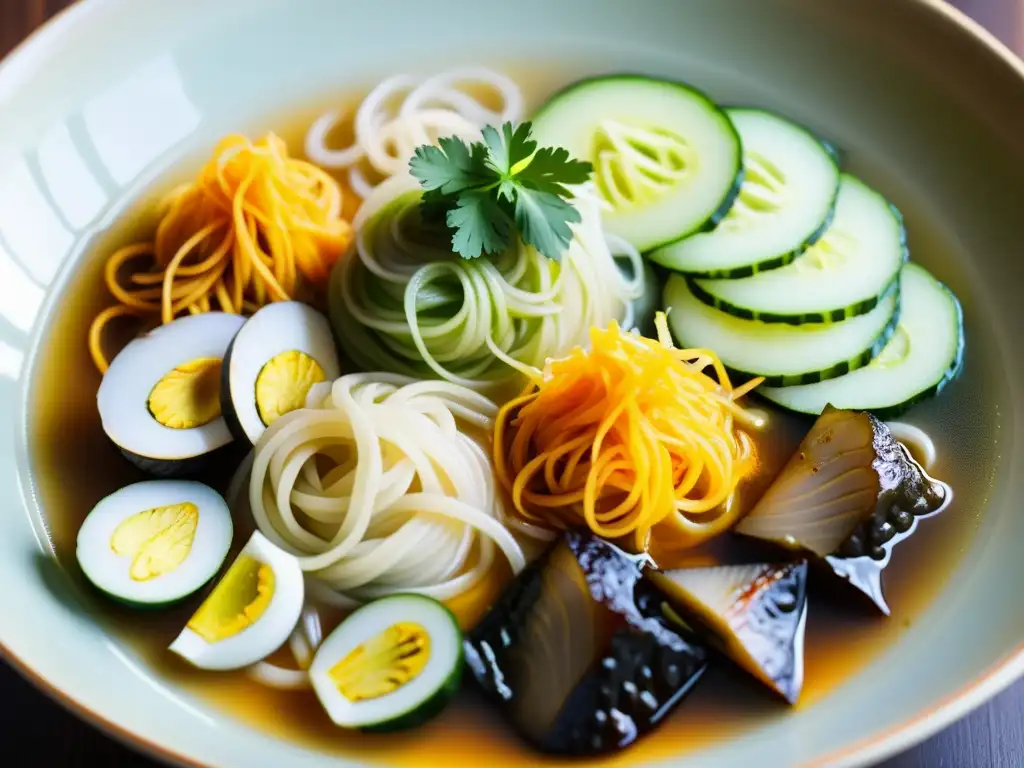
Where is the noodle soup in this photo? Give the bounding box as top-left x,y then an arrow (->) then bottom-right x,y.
27,64 -> 994,765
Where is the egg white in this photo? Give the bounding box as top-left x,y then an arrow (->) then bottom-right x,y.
223,301 -> 340,445
76,480 -> 233,606
309,596 -> 461,728
169,531 -> 305,671
97,312 -> 245,460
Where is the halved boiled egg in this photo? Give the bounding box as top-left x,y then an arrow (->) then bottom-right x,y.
76,480 -> 232,607
309,594 -> 462,732
170,531 -> 304,670
97,312 -> 245,476
221,302 -> 340,445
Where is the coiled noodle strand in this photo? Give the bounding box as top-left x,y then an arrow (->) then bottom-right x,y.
248,373 -> 526,607
329,174 -> 644,392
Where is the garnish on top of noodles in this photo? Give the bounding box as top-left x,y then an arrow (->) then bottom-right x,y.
329,184 -> 643,394
328,122 -> 644,393
89,133 -> 353,373
494,312 -> 765,552
408,121 -> 593,261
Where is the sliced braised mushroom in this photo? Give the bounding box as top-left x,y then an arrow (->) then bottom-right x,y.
464,530 -> 708,755
735,406 -> 950,613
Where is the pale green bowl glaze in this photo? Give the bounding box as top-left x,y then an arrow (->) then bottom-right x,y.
1,0 -> 1022,765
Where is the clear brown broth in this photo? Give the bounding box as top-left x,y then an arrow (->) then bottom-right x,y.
26,70 -> 999,766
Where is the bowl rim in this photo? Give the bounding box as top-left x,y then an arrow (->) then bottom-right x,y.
1,0 -> 1022,766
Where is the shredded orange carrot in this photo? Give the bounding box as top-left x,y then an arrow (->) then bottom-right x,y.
88,133 -> 353,373
494,313 -> 764,552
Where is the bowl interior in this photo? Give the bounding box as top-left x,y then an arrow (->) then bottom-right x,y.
1,0 -> 1022,766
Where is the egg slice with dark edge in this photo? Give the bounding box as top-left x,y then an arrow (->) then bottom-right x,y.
309,594 -> 462,732
76,480 -> 232,608
221,302 -> 341,445
97,312 -> 245,476
170,531 -> 304,670
651,561 -> 809,704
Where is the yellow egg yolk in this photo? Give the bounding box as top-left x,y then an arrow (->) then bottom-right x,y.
109,502 -> 199,581
329,622 -> 431,703
148,357 -> 223,429
187,555 -> 275,643
254,350 -> 327,426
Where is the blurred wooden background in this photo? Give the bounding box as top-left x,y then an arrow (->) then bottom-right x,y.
1,0 -> 1022,766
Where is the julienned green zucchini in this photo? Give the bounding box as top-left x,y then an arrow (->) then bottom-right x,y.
689,174 -> 907,324
309,594 -> 462,732
758,264 -> 964,418
648,108 -> 840,279
531,74 -> 742,252
663,273 -> 900,387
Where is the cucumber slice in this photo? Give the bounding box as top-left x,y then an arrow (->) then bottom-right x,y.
663,273 -> 899,386
690,175 -> 906,323
758,264 -> 964,418
76,481 -> 233,609
309,594 -> 462,732
648,109 -> 839,278
532,75 -> 742,252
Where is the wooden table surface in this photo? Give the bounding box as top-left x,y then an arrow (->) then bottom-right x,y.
1,0 -> 1021,766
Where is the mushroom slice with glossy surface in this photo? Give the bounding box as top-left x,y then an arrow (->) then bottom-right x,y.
464,530 -> 708,756
651,561 -> 809,703
97,313 -> 245,476
170,531 -> 304,670
735,406 -> 950,613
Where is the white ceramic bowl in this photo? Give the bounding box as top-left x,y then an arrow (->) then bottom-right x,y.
1,0 -> 1022,765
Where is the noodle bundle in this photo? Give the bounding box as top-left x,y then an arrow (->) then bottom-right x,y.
494,315 -> 764,552
247,373 -> 527,607
328,173 -> 644,393
305,67 -> 524,199
89,133 -> 353,372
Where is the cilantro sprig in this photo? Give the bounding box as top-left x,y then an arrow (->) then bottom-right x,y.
409,122 -> 593,261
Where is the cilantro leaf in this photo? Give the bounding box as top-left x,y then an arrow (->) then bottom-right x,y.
517,146 -> 594,197
482,122 -> 535,175
408,121 -> 593,261
410,136 -> 494,195
514,188 -> 582,262
447,191 -> 513,258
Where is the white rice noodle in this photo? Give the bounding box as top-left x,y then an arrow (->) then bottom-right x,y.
300,604 -> 323,650
288,626 -> 313,669
305,67 -> 525,198
247,661 -> 311,690
601,231 -> 644,332
248,373 -> 528,606
245,603 -> 326,690
246,624 -> 313,691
